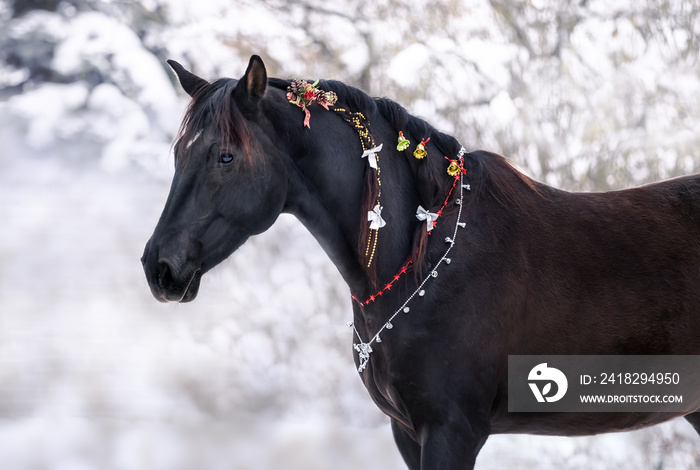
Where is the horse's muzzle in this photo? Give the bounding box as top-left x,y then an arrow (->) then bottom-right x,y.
141,237 -> 203,303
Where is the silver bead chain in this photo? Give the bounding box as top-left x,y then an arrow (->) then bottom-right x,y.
348,147 -> 469,372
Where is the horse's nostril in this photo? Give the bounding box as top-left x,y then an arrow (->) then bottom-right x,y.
157,259 -> 175,287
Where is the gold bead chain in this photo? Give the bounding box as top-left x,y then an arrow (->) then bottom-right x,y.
334,108 -> 383,268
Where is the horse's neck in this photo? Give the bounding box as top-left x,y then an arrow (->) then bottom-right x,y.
285,158 -> 368,291
283,113 -> 419,298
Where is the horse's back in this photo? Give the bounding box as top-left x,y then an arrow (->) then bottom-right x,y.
488,174 -> 700,435
512,173 -> 700,355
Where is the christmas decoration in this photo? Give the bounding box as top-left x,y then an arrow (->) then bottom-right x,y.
413,137 -> 430,159
362,144 -> 383,169
447,159 -> 461,176
351,148 -> 467,307
416,205 -> 439,232
445,156 -> 467,177
396,131 -> 410,151
286,79 -> 338,128
367,204 -> 386,230
349,147 -> 468,372
334,108 -> 384,268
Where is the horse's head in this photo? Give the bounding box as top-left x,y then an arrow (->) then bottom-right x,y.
142,56 -> 288,302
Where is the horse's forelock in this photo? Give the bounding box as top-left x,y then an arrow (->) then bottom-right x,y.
174,79 -> 260,167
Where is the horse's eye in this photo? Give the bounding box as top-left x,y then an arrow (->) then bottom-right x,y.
219,153 -> 234,164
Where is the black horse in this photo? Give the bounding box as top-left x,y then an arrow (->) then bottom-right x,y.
142,55 -> 700,469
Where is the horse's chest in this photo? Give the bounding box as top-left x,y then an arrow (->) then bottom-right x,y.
356,344 -> 430,433
351,304 -> 466,429
360,365 -> 411,425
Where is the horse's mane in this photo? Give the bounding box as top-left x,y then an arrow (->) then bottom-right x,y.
270,78 -> 541,283
267,78 -> 543,283
267,78 -> 471,282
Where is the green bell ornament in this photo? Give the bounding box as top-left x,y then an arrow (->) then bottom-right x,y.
397,131 -> 410,151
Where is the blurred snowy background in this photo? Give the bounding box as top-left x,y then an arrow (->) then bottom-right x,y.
1,0 -> 699,468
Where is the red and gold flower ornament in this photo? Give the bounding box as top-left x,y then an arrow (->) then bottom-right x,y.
287,79 -> 338,128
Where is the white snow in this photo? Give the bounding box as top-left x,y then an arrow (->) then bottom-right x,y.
1,0 -> 699,468
387,43 -> 431,88
7,82 -> 89,148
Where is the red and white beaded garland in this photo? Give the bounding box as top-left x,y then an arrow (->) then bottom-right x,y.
349,147 -> 469,373
351,153 -> 468,307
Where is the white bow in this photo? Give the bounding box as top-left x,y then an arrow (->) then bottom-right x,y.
368,204 -> 386,230
361,144 -> 383,169
415,205 -> 439,232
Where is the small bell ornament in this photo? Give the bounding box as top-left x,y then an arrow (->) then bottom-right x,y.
397,131 -> 410,151
446,159 -> 461,177
414,138 -> 430,159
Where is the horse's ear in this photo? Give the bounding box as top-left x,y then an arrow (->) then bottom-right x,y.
167,60 -> 208,97
241,55 -> 267,99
